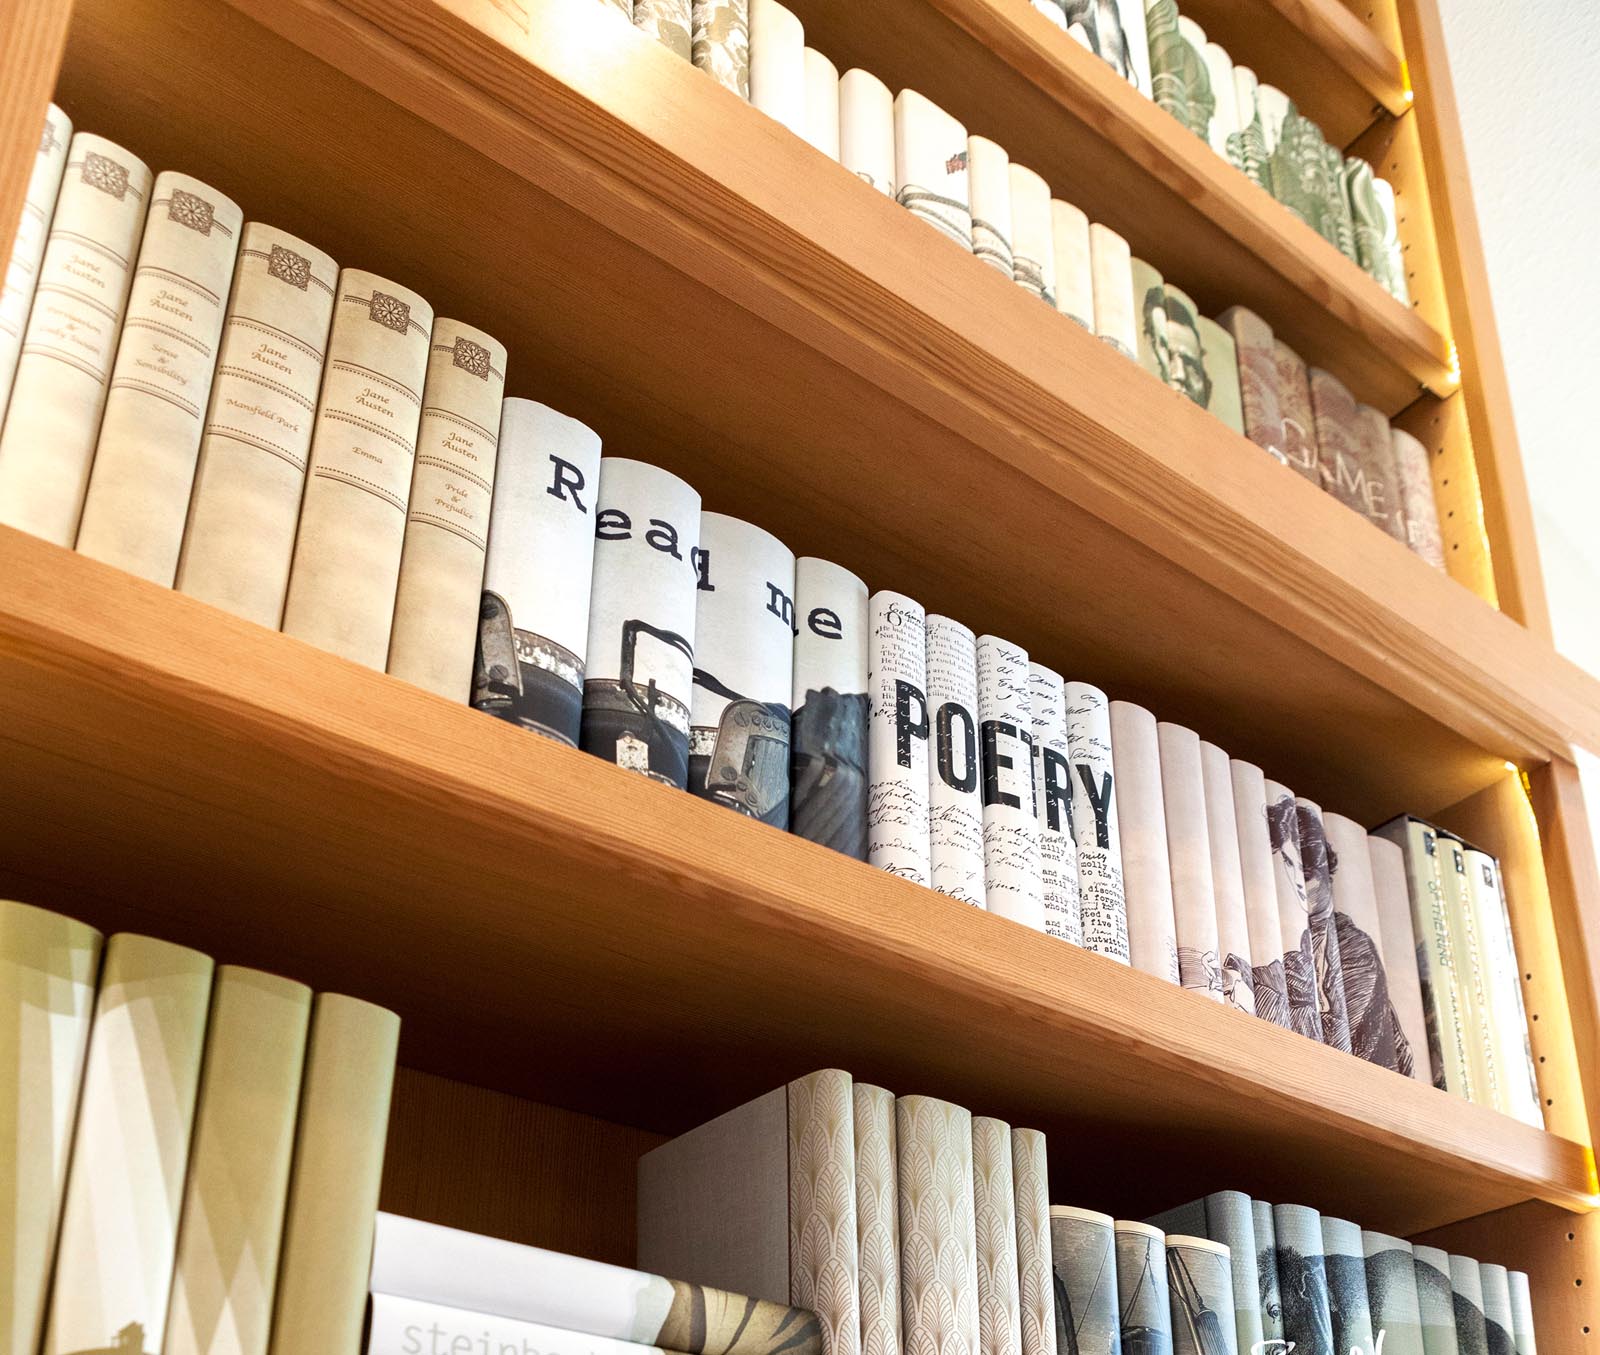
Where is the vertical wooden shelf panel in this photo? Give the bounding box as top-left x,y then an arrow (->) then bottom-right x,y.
0,0 -> 73,266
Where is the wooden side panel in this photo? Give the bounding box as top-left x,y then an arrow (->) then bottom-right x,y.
0,0 -> 73,267
1394,391 -> 1498,607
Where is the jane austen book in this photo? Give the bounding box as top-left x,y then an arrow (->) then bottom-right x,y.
1507,1271 -> 1536,1355
1390,427 -> 1447,569
370,1213 -> 823,1355
1010,1130 -> 1055,1355
1319,1216 -> 1377,1355
1368,833 -> 1433,1082
1157,723 -> 1222,1000
977,636 -> 1043,928
165,967 -> 312,1355
1262,779 -> 1323,1042
1308,366 -> 1370,518
366,1296 -> 697,1355
1029,663 -> 1082,946
75,172 -> 243,585
1198,742 -> 1254,1014
1479,1264 -> 1516,1355
1448,1255 -> 1489,1355
926,615 -> 987,907
1109,701 -> 1179,984
971,1117 -> 1022,1355
967,138 -> 1015,278
1009,165 -> 1054,304
1051,200 -> 1094,331
897,1096 -> 978,1355
687,512 -> 796,827
44,934 -> 214,1355
1323,811 -> 1406,1072
0,103 -> 71,423
1216,306 -> 1286,466
1065,681 -> 1129,963
580,458 -> 702,788
693,0 -> 750,96
635,0 -> 691,59
1345,157 -> 1411,306
1294,797 -> 1354,1053
0,900 -> 100,1355
1270,1204 -> 1334,1355
1160,285 -> 1209,406
803,49 -> 842,161
280,270 -> 433,669
1410,1246 -> 1459,1355
1047,1207 -> 1120,1355
1164,1235 -> 1236,1355
1435,833 -> 1500,1108
1128,258 -> 1171,385
637,1070 -> 860,1355
1228,759 -> 1292,1029
472,400 -> 601,746
0,133 -> 151,545
1252,1200 -> 1286,1352
1114,1221 -> 1172,1354
1273,341 -> 1322,486
1465,848 -> 1542,1127
748,0 -> 806,138
1089,224 -> 1137,359
868,591 -> 932,885
385,318 -> 507,700
267,994 -> 401,1355
840,69 -> 896,196
853,1085 -> 901,1355
175,224 -> 338,627
791,557 -> 869,859
1353,401 -> 1409,542
895,91 -> 972,251
1195,317 -> 1244,435
1361,1232 -> 1425,1355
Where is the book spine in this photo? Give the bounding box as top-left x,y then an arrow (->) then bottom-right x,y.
967,138 -> 1015,278
854,1084 -> 902,1355
749,0 -> 806,137
1047,1207 -> 1120,1355
1360,1231 -> 1425,1355
1319,1216 -> 1376,1355
1145,1199 -> 1206,1238
1117,0 -> 1154,97
1345,157 -> 1412,305
1353,402 -> 1409,543
1251,1199 -> 1286,1350
1216,305 -> 1287,465
75,172 -> 242,585
44,934 -> 214,1355
868,591 -> 931,884
1323,812 -> 1405,1072
791,557 -> 869,859
1198,743 -> 1254,1013
1308,366 -> 1371,518
803,49 -> 842,161
1065,681 -> 1129,963
1161,285 -> 1208,405
971,1118 -> 1021,1355
1201,1191 -> 1262,1355
1493,861 -> 1545,1127
1480,1264 -> 1517,1355
0,103 -> 71,424
1196,316 -> 1245,435
1129,258 -> 1172,385
1088,224 -> 1136,359
1029,663 -> 1082,946
1269,1204 -> 1334,1355
1368,833 -> 1434,1082
1229,760 -> 1294,1029
1050,200 -> 1094,330
977,636 -> 1044,929
472,399 -> 601,747
1507,1270 -> 1537,1355
1163,1234 -> 1236,1355
1009,165 -> 1054,305
789,1069 -> 860,1355
1466,848 -> 1543,1126
687,512 -> 796,827
693,0 -> 749,96
1389,427 -> 1447,570
0,133 -> 151,545
175,224 -> 338,626
1447,1255 -> 1489,1355
268,993 -> 400,1355
926,615 -> 986,907
385,319 -> 507,700
839,69 -> 895,197
1145,0 -> 1193,131
1295,797 -> 1354,1053
635,0 -> 691,58
1321,141 -> 1359,261
1254,85 -> 1291,187
579,458 -> 703,788
165,967 -> 312,1355
1110,701 -> 1179,983
895,91 -> 972,251
897,1096 -> 977,1355
1436,834 -> 1501,1107
367,1295 -> 681,1355
1158,722 -> 1222,1001
1233,66 -> 1270,191
1203,42 -> 1243,169
1009,1130 -> 1055,1355
280,270 -> 434,669
1272,341 -> 1323,486
1410,1246 -> 1457,1355
1262,779 -> 1324,1043
0,899 -> 100,1355
1113,1220 -> 1173,1352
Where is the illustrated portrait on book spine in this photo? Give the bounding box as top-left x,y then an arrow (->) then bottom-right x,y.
1327,844 -> 1414,1074
1265,793 -> 1319,1041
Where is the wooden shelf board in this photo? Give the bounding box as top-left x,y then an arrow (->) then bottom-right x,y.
0,533 -> 1594,1237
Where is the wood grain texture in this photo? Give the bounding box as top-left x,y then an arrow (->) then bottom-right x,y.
1393,390 -> 1499,607
0,532 -> 1591,1236
0,0 -> 72,270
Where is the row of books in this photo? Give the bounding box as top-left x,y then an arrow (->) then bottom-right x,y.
4,898 -> 399,1355
579,0 -> 1444,558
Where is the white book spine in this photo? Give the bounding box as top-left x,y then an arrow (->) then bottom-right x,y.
1118,0 -> 1154,97
894,90 -> 971,251
1507,1270 -> 1537,1355
0,103 -> 71,424
868,591 -> 931,884
368,1296 -> 680,1355
854,1084 -> 902,1355
749,0 -> 806,138
693,0 -> 750,97
839,69 -> 896,197
926,615 -> 986,907
1202,43 -> 1242,168
0,133 -> 151,545
1009,1130 -> 1056,1355
1028,663 -> 1082,946
971,1117 -> 1022,1355
802,49 -> 842,161
967,138 -> 1014,277
76,172 -> 243,584
1228,760 -> 1292,1029
1088,224 -> 1136,359
472,399 -> 600,746
1438,835 -> 1501,1106
1049,200 -> 1093,330
1065,681 -> 1129,962
1254,85 -> 1291,163
977,636 -> 1043,929
1367,834 -> 1432,1081
579,458 -> 703,788
175,224 -> 338,627
386,319 -> 507,700
1395,818 -> 1474,1096
688,512 -> 796,826
635,0 -> 691,58
897,1097 -> 978,1355
1198,741 -> 1253,1014
1008,164 -> 1054,305
280,270 -> 434,668
1110,702 -> 1179,983
1158,723 -> 1222,1001
1467,848 -> 1543,1127
1324,811 -> 1404,1071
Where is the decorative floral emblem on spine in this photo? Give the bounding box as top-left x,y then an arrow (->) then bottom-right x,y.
268,244 -> 312,290
453,337 -> 491,379
168,188 -> 216,235
40,121 -> 59,156
369,290 -> 411,334
83,151 -> 130,200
